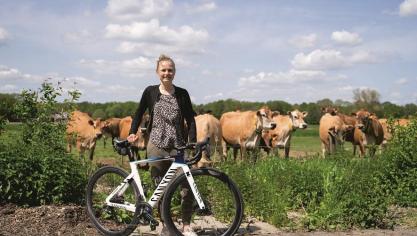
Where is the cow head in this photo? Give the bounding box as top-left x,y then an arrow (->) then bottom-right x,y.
90,118 -> 103,139
100,119 -> 113,136
321,106 -> 338,115
288,109 -> 308,129
328,124 -> 353,147
257,106 -> 277,131
133,114 -> 150,150
140,114 -> 150,134
353,109 -> 371,133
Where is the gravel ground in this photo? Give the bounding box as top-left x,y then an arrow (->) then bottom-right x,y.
1,204 -> 416,236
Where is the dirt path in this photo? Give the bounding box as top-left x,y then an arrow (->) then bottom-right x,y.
1,204 -> 416,236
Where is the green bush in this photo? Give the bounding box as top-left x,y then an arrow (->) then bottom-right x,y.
0,81 -> 88,206
381,119 -> 417,207
218,153 -> 390,230
0,116 -> 6,134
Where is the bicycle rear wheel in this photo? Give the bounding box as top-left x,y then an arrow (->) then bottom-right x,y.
85,166 -> 140,236
161,168 -> 244,236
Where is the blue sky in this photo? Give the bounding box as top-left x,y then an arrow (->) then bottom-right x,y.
1,0 -> 417,105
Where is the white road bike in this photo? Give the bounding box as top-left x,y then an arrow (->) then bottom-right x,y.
85,138 -> 244,236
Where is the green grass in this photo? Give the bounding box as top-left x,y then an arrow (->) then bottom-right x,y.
279,125 -> 322,155
289,124 -> 355,155
0,123 -> 23,144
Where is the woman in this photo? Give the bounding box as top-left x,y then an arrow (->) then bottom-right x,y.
127,54 -> 197,236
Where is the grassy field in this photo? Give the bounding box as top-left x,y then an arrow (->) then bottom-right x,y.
3,122 -> 417,230
1,123 -> 331,160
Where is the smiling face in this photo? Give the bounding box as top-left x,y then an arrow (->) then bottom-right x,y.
157,60 -> 175,85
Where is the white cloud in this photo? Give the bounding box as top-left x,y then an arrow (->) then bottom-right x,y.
62,29 -> 95,44
105,0 -> 173,21
105,19 -> 209,44
0,65 -> 100,96
289,33 -> 317,48
331,30 -> 362,45
338,85 -> 354,91
186,1 -> 217,14
0,27 -> 10,44
0,65 -> 43,82
68,76 -> 100,87
291,49 -> 377,70
395,78 -> 408,85
106,19 -> 209,56
229,71 -> 353,103
399,0 -> 417,16
238,69 -> 343,88
79,57 -> 154,77
117,41 -> 206,56
204,92 -> 223,101
0,84 -> 18,93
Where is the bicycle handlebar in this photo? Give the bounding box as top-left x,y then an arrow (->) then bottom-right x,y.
113,137 -> 210,166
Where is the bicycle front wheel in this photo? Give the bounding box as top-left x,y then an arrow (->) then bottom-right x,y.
161,168 -> 244,236
85,166 -> 140,236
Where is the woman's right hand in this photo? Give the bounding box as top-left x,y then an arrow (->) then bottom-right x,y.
127,134 -> 138,143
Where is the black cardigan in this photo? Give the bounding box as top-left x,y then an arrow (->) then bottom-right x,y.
129,85 -> 197,143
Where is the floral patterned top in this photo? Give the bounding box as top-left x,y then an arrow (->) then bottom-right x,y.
149,94 -> 185,149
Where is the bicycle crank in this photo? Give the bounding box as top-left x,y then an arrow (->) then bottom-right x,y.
137,202 -> 159,231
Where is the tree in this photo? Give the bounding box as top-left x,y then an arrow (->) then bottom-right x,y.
0,93 -> 19,121
316,98 -> 334,108
352,88 -> 381,112
353,88 -> 380,105
404,103 -> 417,118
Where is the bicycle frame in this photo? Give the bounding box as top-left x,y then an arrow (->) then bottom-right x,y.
105,153 -> 206,213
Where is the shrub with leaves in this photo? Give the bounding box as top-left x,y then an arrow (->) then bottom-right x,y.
0,80 -> 87,205
381,119 -> 417,207
0,115 -> 6,134
218,153 -> 390,230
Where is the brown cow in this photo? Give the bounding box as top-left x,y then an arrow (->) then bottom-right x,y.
66,110 -> 103,160
261,109 -> 308,158
319,113 -> 352,157
119,115 -> 150,159
353,109 -> 384,157
321,107 -> 358,153
220,106 -> 277,161
101,117 -> 122,148
195,113 -> 222,167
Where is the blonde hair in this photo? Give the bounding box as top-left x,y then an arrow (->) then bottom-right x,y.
156,54 -> 175,71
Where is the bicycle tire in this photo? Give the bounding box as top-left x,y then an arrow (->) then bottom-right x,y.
86,166 -> 140,236
161,168 -> 244,236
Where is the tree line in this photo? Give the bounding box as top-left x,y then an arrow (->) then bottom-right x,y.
1,89 -> 417,125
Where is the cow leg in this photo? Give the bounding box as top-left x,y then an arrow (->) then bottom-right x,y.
353,144 -> 357,156
359,143 -> 365,157
215,139 -> 222,162
88,142 -> 97,161
239,146 -> 245,161
284,147 -> 290,158
221,139 -> 228,160
67,142 -> 72,153
233,148 -> 238,161
76,141 -> 84,159
368,145 -> 376,157
321,142 -> 326,158
66,135 -> 73,153
284,144 -> 290,159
